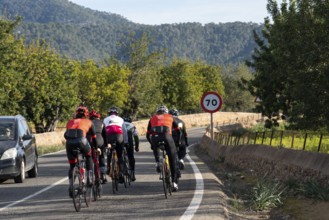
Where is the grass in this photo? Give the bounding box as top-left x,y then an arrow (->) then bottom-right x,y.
249,178 -> 286,211
37,145 -> 65,156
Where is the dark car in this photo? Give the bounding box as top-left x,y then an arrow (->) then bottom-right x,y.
0,115 -> 38,183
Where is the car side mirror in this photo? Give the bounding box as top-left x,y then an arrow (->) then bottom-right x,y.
22,134 -> 33,140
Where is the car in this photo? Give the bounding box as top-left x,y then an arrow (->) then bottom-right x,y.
0,115 -> 38,183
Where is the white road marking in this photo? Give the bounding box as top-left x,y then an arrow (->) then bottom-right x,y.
180,146 -> 204,220
0,177 -> 67,212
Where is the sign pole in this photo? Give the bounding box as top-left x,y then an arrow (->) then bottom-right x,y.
200,91 -> 223,141
210,112 -> 213,140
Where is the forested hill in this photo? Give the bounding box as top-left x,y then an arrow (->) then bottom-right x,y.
0,0 -> 262,65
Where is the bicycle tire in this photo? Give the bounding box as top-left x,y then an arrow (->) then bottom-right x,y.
72,167 -> 82,212
111,153 -> 119,194
165,154 -> 172,196
92,184 -> 97,201
123,155 -> 129,188
161,155 -> 168,199
84,170 -> 93,207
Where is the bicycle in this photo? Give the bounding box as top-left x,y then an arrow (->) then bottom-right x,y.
123,144 -> 132,187
156,141 -> 172,199
92,147 -> 102,201
107,142 -> 120,194
70,147 -> 93,212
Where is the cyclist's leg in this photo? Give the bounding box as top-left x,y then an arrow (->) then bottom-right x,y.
114,134 -> 125,183
66,140 -> 78,197
151,136 -> 161,173
99,145 -> 107,183
126,143 -> 135,180
165,134 -> 178,187
79,137 -> 93,186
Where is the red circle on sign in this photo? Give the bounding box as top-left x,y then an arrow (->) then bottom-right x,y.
200,91 -> 223,113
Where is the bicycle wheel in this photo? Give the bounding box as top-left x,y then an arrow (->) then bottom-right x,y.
96,182 -> 103,198
83,175 -> 94,207
124,155 -> 131,186
92,183 -> 97,201
161,156 -> 168,199
111,157 -> 118,194
165,155 -> 172,196
72,167 -> 82,212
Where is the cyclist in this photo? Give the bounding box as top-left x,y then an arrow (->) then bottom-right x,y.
123,117 -> 140,181
103,106 -> 128,184
64,106 -> 97,197
146,105 -> 180,191
169,109 -> 189,170
88,110 -> 108,184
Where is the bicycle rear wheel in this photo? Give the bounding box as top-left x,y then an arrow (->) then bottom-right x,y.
111,158 -> 119,194
84,173 -> 93,207
72,168 -> 82,212
161,157 -> 168,199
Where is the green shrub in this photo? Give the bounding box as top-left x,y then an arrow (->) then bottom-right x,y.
249,178 -> 286,211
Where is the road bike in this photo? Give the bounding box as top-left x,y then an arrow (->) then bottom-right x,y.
107,142 -> 120,194
71,147 -> 93,212
156,141 -> 172,199
92,147 -> 102,201
123,144 -> 132,187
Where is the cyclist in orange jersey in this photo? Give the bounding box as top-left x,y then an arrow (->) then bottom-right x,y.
146,105 -> 180,191
64,106 -> 97,197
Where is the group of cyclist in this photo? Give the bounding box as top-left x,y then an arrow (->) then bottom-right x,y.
64,104 -> 188,197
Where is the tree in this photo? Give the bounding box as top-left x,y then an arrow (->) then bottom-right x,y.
247,0 -> 329,130
120,32 -> 164,119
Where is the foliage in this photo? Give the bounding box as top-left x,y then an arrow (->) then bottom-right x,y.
222,64 -> 255,112
249,177 -> 285,211
246,0 -> 329,131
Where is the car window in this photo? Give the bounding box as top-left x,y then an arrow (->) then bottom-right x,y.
18,120 -> 27,137
0,121 -> 15,141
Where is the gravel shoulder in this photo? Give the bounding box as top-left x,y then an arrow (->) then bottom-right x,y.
193,145 -> 329,220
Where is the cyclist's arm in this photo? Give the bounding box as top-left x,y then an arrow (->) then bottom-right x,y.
89,123 -> 97,148
133,127 -> 139,151
122,121 -> 129,145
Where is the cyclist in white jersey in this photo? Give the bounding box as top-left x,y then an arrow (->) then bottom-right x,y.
103,106 -> 128,184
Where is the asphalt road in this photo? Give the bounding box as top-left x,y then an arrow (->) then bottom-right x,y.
0,127 -> 227,220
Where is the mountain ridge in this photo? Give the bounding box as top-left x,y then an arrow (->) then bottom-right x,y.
0,0 -> 262,65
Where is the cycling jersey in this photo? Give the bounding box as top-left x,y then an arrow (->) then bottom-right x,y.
66,118 -> 96,138
147,113 -> 178,135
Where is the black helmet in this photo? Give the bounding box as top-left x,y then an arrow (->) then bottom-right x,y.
156,105 -> 168,114
124,117 -> 132,123
108,106 -> 119,115
169,109 -> 179,116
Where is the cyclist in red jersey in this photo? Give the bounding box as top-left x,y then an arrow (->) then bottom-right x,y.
64,106 -> 97,197
146,105 -> 180,191
88,110 -> 107,184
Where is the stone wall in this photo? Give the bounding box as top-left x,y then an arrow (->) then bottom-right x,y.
34,112 -> 260,148
199,134 -> 329,185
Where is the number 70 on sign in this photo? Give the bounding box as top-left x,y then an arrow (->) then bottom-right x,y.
200,91 -> 223,113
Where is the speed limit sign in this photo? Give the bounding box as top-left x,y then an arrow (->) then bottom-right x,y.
200,91 -> 223,113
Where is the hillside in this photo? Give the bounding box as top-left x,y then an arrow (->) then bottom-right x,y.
0,0 -> 262,65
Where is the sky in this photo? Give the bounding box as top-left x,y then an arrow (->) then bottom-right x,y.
68,0 -> 283,25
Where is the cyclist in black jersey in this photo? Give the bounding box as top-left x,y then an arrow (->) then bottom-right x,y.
123,117 -> 140,181
88,110 -> 107,184
169,109 -> 189,170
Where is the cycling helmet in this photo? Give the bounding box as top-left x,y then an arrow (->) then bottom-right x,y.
89,110 -> 101,119
75,106 -> 89,118
108,106 -> 119,115
169,109 -> 179,116
156,105 -> 168,114
124,117 -> 132,123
